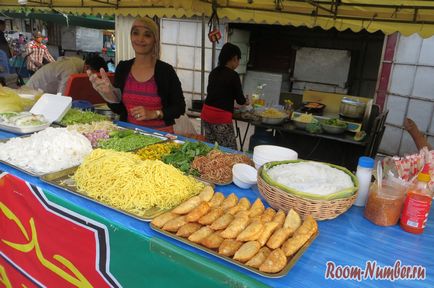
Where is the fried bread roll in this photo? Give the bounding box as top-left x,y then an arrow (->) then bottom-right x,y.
220,193 -> 238,210
260,208 -> 276,223
151,212 -> 178,228
281,234 -> 309,257
210,213 -> 234,230
172,196 -> 202,214
294,215 -> 318,236
201,231 -> 225,249
233,241 -> 261,263
234,210 -> 249,219
245,247 -> 271,268
227,197 -> 251,215
236,221 -> 264,242
218,239 -> 243,257
198,207 -> 224,225
249,199 -> 265,217
266,227 -> 294,249
220,215 -> 249,239
185,201 -> 211,222
257,221 -> 279,247
282,215 -> 317,256
188,226 -> 213,243
272,210 -> 286,228
259,248 -> 287,273
176,222 -> 203,238
199,185 -> 214,202
162,215 -> 187,232
283,209 -> 302,231
209,192 -> 225,207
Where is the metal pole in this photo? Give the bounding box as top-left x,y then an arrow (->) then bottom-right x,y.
201,13 -> 206,135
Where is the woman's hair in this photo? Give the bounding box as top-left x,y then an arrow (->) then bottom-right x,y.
218,43 -> 241,67
131,17 -> 160,58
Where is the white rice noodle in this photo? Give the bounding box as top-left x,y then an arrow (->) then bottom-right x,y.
0,127 -> 92,174
267,162 -> 354,196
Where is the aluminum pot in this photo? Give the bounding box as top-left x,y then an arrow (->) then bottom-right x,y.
339,97 -> 366,119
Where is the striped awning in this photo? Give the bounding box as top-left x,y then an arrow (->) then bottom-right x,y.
1,0 -> 434,37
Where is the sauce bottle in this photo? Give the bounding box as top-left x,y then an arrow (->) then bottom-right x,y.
400,164 -> 432,234
354,156 -> 375,207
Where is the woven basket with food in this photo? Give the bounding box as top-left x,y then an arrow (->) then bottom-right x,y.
258,160 -> 359,220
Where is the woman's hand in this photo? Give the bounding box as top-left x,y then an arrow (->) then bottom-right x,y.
130,106 -> 159,120
87,68 -> 120,103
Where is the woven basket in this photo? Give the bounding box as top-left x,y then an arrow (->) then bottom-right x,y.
257,163 -> 358,220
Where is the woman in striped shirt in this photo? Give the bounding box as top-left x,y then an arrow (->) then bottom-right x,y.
88,17 -> 185,133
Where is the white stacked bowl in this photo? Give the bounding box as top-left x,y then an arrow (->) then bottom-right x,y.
253,145 -> 298,169
232,163 -> 258,189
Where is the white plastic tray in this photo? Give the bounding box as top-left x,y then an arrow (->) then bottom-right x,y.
0,122 -> 50,134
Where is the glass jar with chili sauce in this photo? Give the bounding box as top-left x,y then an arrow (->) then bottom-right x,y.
364,178 -> 406,226
400,164 -> 432,234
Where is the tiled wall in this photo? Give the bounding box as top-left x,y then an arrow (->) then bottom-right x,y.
381,34 -> 434,156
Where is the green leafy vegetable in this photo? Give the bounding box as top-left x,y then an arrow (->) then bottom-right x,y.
60,109 -> 108,125
162,141 -> 213,174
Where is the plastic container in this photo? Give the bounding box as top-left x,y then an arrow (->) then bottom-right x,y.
353,156 -> 375,207
364,178 -> 406,226
400,164 -> 432,234
232,163 -> 257,189
30,93 -> 72,123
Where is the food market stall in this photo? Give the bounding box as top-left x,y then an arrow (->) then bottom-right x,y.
0,121 -> 432,288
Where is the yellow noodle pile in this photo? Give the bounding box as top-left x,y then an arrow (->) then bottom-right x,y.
74,149 -> 205,216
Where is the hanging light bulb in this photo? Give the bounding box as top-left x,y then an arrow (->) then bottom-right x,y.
18,0 -> 28,4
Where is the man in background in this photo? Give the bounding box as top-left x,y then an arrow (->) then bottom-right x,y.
25,54 -> 108,94
25,31 -> 55,75
0,20 -> 12,58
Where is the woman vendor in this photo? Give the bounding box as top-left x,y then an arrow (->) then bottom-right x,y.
88,17 -> 185,133
200,43 -> 249,149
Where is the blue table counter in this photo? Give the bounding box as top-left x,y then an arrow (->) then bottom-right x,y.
0,124 -> 432,288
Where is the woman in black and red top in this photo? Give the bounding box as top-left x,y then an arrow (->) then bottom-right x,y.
201,43 -> 248,149
88,17 -> 185,133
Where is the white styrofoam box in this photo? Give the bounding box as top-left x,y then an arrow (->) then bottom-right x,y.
418,36 -> 434,66
385,95 -> 408,126
399,132 -> 419,155
395,34 -> 423,64
413,66 -> 434,100
161,20 -> 179,44
179,21 -> 198,46
406,99 -> 432,131
389,64 -> 416,95
177,46 -> 195,69
379,125 -> 402,155
160,44 -> 177,67
176,69 -> 194,92
30,94 -> 72,123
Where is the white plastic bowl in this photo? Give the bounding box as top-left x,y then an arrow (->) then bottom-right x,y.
232,164 -> 257,189
233,175 -> 253,189
253,145 -> 298,161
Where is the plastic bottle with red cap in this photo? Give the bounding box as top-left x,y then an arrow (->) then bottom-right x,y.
400,163 -> 432,234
